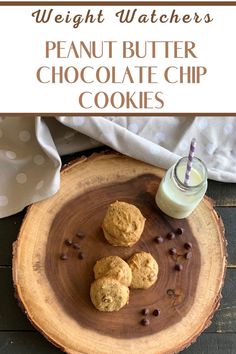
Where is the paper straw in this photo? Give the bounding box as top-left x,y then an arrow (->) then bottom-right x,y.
184,138 -> 197,185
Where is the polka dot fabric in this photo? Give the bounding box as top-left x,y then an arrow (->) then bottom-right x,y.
0,116 -> 236,218
0,117 -> 61,218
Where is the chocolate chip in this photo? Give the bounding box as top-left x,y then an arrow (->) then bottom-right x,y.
64,239 -> 72,246
78,252 -> 85,260
76,232 -> 85,239
167,232 -> 175,240
174,263 -> 183,271
176,227 -> 184,235
169,247 -> 177,255
185,251 -> 192,259
72,243 -> 80,250
141,318 -> 150,326
142,308 -> 149,316
154,236 -> 164,244
60,254 -> 68,260
167,289 -> 175,297
184,242 -> 192,250
153,309 -> 160,317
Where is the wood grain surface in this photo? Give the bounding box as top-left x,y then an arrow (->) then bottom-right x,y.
45,174 -> 201,338
12,153 -> 226,354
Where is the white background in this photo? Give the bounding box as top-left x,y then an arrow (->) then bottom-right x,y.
0,4 -> 235,113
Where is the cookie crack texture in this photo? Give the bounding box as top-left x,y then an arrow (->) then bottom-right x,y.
102,201 -> 146,247
90,277 -> 129,312
127,252 -> 159,289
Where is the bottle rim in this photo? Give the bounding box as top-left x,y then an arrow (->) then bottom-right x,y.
173,156 -> 208,190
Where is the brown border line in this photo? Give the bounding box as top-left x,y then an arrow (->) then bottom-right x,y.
1,113 -> 236,116
1,1 -> 236,5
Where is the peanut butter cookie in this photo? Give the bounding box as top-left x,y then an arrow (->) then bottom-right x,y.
127,252 -> 159,289
102,201 -> 146,247
90,277 -> 129,312
93,256 -> 132,287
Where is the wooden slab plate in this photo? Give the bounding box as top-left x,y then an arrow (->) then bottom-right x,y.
13,152 -> 227,354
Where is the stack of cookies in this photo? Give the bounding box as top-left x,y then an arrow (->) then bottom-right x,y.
90,201 -> 159,312
90,256 -> 131,312
102,201 -> 146,247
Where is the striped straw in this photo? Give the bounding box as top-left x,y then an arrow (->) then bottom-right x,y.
184,138 -> 197,186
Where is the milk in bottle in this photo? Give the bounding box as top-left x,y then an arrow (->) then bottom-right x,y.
155,157 -> 207,219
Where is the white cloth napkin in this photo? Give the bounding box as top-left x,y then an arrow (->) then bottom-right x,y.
0,116 -> 235,218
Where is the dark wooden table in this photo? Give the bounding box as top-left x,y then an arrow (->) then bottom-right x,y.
0,150 -> 236,354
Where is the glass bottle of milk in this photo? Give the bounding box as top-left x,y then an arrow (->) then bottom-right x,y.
155,157 -> 208,219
